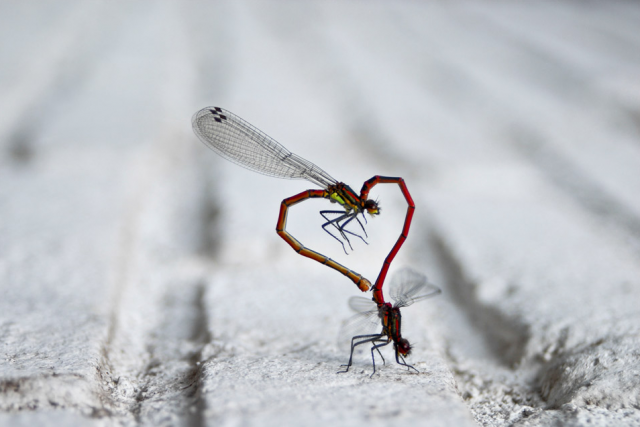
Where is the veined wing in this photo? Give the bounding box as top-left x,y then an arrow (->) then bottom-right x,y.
348,296 -> 378,313
192,107 -> 337,188
389,267 -> 441,308
337,297 -> 382,351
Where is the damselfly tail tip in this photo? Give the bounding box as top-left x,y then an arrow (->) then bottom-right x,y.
358,278 -> 372,292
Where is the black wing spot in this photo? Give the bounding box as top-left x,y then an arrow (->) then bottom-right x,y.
209,109 -> 228,123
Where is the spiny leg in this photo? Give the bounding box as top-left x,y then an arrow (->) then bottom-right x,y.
322,211 -> 368,246
339,334 -> 382,373
357,336 -> 387,366
338,334 -> 383,373
376,346 -> 386,366
395,351 -> 419,373
345,334 -> 379,369
321,210 -> 369,252
320,210 -> 350,233
338,213 -> 369,245
329,213 -> 360,246
357,212 -> 369,236
320,210 -> 353,253
277,190 -> 372,292
370,340 -> 392,377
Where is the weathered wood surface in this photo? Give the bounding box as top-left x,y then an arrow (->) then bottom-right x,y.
1,1 -> 640,426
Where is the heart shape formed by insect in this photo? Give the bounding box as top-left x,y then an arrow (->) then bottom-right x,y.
192,107 -> 415,295
275,176 -> 415,296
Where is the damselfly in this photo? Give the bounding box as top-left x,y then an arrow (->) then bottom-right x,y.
338,268 -> 440,376
192,107 -> 414,292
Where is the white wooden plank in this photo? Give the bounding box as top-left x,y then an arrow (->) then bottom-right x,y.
186,2 -> 476,425
300,2 -> 640,424
1,0 -> 202,421
2,1 -> 639,426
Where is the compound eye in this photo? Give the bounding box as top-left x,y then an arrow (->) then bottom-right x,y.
397,338 -> 412,356
364,199 -> 380,215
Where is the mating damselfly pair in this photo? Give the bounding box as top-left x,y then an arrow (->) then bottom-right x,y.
192,107 -> 440,375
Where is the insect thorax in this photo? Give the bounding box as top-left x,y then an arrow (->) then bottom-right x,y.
327,183 -> 362,212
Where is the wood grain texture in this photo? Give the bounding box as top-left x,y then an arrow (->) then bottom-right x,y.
1,1 -> 639,426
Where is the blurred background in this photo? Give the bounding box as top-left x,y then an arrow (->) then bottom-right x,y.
2,1 -> 640,425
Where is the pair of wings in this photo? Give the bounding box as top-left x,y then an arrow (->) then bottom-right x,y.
338,268 -> 441,349
192,107 -> 337,189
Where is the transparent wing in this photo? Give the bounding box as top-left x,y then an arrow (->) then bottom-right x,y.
389,267 -> 442,308
192,107 -> 337,188
348,296 -> 378,313
337,297 -> 382,351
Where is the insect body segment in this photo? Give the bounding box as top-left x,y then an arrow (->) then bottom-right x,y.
330,193 -> 346,205
338,268 -> 440,377
192,107 -> 414,292
276,189 -> 372,292
318,182 -> 376,254
339,303 -> 413,377
359,176 -> 416,303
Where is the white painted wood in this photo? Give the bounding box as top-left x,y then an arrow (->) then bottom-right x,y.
1,1 -> 639,426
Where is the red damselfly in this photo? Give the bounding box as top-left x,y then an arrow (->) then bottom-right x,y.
192,107 -> 415,292
338,268 -> 440,376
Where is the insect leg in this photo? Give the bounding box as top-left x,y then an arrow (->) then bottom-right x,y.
338,213 -> 368,245
320,210 -> 353,253
357,213 -> 369,236
338,333 -> 384,373
370,340 -> 392,377
395,351 -> 419,373
277,190 -> 371,292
